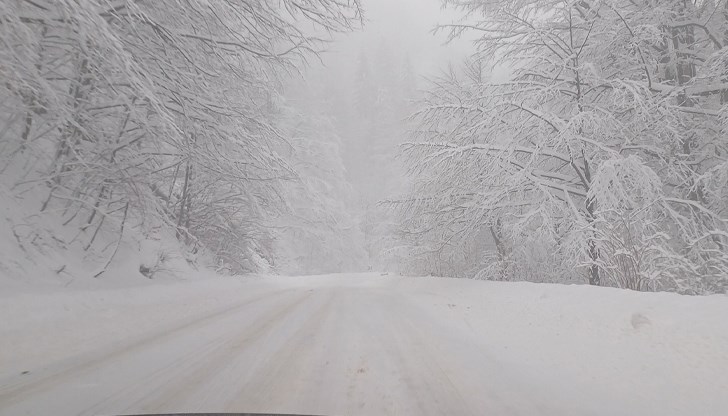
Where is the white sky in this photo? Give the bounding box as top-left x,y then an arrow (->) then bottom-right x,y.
309,0 -> 472,86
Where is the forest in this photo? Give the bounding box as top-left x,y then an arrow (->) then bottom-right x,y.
1,0 -> 727,294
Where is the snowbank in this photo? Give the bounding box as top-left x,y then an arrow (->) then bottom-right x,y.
390,277 -> 728,415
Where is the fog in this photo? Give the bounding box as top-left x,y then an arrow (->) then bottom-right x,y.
1,0 -> 726,288
286,0 -> 471,205
316,0 -> 470,79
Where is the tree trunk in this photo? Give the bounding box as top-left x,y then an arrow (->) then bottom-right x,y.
177,160 -> 192,239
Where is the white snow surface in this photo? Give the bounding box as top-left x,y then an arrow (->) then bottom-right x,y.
1,273 -> 728,415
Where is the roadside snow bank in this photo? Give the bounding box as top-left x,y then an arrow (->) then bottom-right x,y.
390,277 -> 728,415
0,182 -> 212,292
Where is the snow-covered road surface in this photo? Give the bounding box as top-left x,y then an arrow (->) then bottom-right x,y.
2,273 -> 728,415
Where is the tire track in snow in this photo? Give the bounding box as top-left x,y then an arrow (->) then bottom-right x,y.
0,286 -> 291,410
221,287 -> 339,414
130,288 -> 319,414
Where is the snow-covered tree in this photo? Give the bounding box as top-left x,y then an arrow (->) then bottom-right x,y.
397,0 -> 728,292
0,0 -> 361,275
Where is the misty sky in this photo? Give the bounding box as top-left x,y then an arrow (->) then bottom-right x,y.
308,0 -> 472,87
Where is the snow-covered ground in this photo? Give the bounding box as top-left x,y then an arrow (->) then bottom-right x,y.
1,273 -> 727,415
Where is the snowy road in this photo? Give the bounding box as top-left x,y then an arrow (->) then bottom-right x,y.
2,274 -> 728,415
